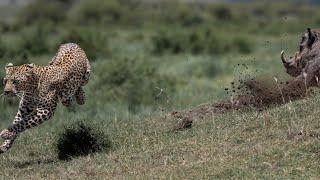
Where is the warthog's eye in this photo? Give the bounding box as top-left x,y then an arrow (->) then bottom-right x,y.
12,79 -> 20,85
299,45 -> 304,52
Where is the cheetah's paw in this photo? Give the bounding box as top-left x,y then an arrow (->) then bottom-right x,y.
0,129 -> 17,140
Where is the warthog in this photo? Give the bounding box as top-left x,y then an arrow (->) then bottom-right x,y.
281,28 -> 320,84
280,28 -> 320,100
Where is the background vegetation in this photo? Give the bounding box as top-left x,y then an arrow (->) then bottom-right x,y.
0,0 -> 320,178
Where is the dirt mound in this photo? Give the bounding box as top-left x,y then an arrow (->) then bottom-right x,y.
170,77 -> 311,123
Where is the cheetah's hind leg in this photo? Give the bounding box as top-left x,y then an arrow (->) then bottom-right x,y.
75,87 -> 85,105
81,68 -> 90,86
61,96 -> 73,107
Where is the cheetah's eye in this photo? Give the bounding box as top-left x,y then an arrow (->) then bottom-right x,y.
12,79 -> 20,84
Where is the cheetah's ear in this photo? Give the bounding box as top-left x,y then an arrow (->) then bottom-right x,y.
25,64 -> 34,76
5,62 -> 13,68
5,63 -> 13,74
27,63 -> 34,68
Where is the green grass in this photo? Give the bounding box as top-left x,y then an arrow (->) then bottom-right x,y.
1,96 -> 320,178
0,0 -> 320,178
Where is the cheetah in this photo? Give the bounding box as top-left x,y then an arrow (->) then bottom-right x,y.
0,43 -> 91,153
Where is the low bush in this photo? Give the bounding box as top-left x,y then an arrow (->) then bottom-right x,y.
95,57 -> 176,111
16,25 -> 51,55
0,36 -> 31,63
232,36 -> 252,54
152,28 -> 253,55
0,38 -> 6,58
212,6 -> 233,21
0,21 -> 11,33
15,0 -> 70,27
156,2 -> 205,26
67,0 -> 123,25
59,27 -> 111,60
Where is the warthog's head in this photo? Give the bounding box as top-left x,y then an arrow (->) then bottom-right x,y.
281,28 -> 320,77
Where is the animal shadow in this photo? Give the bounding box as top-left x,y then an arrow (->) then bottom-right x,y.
9,157 -> 56,169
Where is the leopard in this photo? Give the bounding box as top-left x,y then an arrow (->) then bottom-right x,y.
0,43 -> 91,153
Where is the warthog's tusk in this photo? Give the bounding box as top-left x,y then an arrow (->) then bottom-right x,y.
294,52 -> 298,61
281,50 -> 287,63
293,51 -> 302,62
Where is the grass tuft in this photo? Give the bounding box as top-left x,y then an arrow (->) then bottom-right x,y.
56,121 -> 112,161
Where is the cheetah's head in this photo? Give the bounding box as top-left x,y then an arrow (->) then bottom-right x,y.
3,63 -> 36,97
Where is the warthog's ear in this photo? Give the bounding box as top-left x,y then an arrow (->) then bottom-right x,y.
307,28 -> 316,48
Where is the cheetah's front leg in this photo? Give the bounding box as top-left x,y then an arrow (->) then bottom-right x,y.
0,94 -> 37,139
0,95 -> 35,151
0,92 -> 57,153
0,140 -> 15,153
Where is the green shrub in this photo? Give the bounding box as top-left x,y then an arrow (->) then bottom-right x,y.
152,28 -> 253,55
8,51 -> 31,66
0,35 -> 31,63
67,0 -> 123,25
212,6 -> 233,21
158,2 -> 205,26
233,36 -> 252,54
0,21 -> 11,33
60,27 -> 111,60
0,38 -> 6,58
95,57 -> 176,111
151,30 -> 185,55
16,25 -> 51,55
68,0 -> 207,27
15,0 -> 70,26
56,121 -> 112,161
